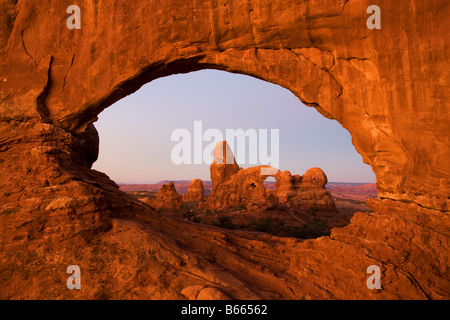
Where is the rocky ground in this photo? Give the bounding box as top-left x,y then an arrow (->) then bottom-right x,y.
126,141 -> 356,239
127,191 -> 372,240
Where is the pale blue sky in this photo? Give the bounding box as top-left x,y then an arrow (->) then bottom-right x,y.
93,70 -> 376,184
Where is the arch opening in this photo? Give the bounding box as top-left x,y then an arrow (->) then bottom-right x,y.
93,69 -> 377,239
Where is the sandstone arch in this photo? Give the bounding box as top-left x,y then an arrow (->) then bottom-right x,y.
0,0 -> 448,299
204,141 -> 337,212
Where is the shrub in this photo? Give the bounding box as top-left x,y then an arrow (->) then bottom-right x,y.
213,215 -> 236,230
307,206 -> 319,215
250,216 -> 284,233
232,204 -> 247,212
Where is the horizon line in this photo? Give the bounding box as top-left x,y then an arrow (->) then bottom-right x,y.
117,180 -> 377,185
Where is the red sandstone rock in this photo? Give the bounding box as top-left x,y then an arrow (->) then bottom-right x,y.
144,182 -> 182,212
205,141 -> 275,210
1,0 -> 447,210
326,183 -> 378,201
182,285 -> 231,300
207,165 -> 277,210
210,141 -> 240,186
205,142 -> 336,212
182,179 -> 205,204
0,0 -> 448,300
274,169 -> 336,211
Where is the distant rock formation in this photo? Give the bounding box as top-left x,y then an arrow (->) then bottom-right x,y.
210,140 -> 241,186
182,179 -> 205,204
204,141 -> 337,212
141,142 -> 336,214
144,181 -> 182,212
206,165 -> 276,210
326,183 -> 378,201
274,168 -> 336,211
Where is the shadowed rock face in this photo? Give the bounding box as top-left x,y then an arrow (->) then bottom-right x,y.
0,0 -> 448,299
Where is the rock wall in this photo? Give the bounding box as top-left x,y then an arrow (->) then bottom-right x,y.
0,0 -> 448,299
1,0 -> 448,210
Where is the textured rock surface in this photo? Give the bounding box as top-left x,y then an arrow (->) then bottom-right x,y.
205,141 -> 336,212
206,141 -> 274,210
182,179 -> 205,204
274,168 -> 336,211
210,141 -> 241,186
207,165 -> 277,210
1,0 -> 448,210
144,182 -> 182,212
0,0 -> 448,299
